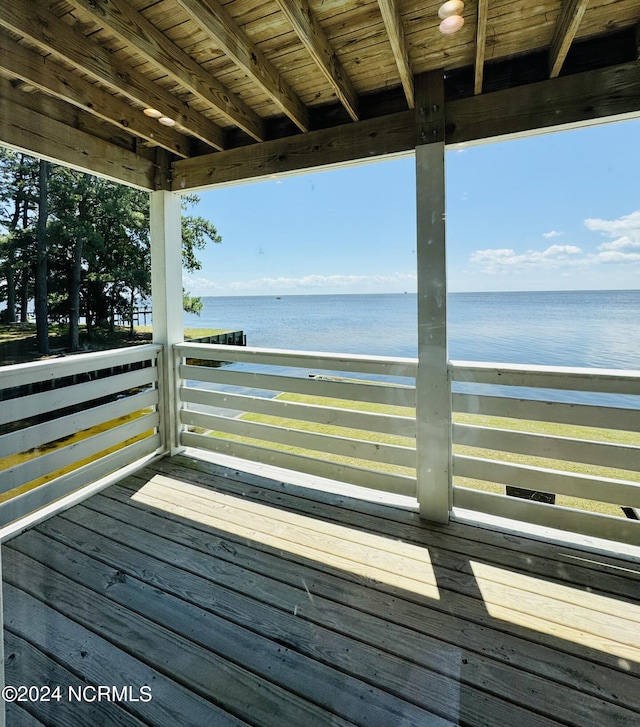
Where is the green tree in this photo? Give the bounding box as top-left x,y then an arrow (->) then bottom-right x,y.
35,159 -> 50,354
180,194 -> 221,317
183,291 -> 204,315
47,169 -> 151,350
1,153 -> 222,350
0,150 -> 39,323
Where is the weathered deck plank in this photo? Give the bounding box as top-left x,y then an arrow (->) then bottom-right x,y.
155,455 -> 640,599
29,509 -> 568,727
4,630 -> 148,727
82,487 -> 640,716
5,702 -> 47,727
4,583 -> 247,727
3,453 -> 640,727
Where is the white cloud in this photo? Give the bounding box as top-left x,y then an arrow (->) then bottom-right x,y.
595,250 -> 640,264
597,236 -> 640,252
471,210 -> 640,276
470,244 -> 582,273
183,272 -> 417,295
584,210 -> 640,236
182,275 -> 225,294
583,209 -> 640,264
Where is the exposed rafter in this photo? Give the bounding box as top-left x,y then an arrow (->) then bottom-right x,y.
376,0 -> 414,109
175,0 -> 309,132
172,111 -> 415,191
64,0 -> 265,142
474,0 -> 490,95
0,78 -> 155,189
274,0 -> 358,121
0,0 -> 226,150
549,0 -> 590,78
0,30 -> 190,158
172,60 -> 640,191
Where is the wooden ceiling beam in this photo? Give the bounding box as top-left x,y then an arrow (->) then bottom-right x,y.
0,78 -> 155,189
175,0 -> 309,132
65,0 -> 265,142
449,59 -> 640,144
0,30 -> 190,159
376,0 -> 414,109
474,0 -> 489,95
274,0 -> 358,121
549,0 -> 590,78
173,60 -> 640,191
0,0 -> 226,151
172,110 -> 415,190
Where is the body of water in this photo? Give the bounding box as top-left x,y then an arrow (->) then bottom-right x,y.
184,290 -> 640,371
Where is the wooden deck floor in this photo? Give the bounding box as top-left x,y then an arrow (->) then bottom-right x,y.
3,454 -> 640,727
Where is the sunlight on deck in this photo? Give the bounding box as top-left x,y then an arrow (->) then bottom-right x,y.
471,561 -> 640,662
131,474 -> 441,600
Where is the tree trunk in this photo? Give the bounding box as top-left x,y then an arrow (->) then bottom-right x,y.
68,236 -> 83,352
20,263 -> 29,323
129,288 -> 135,337
4,163 -> 26,324
85,295 -> 93,339
5,248 -> 16,323
35,159 -> 49,354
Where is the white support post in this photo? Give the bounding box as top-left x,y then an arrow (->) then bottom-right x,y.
415,139 -> 451,523
150,190 -> 184,455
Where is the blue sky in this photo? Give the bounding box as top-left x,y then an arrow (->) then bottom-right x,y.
182,117 -> 640,296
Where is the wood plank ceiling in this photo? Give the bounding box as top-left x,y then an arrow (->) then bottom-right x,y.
0,0 -> 639,189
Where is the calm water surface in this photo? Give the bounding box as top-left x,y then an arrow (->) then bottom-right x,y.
185,290 -> 640,370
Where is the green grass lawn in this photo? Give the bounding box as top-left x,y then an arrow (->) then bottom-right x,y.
0,323 -> 237,365
136,326 -> 236,339
202,391 -> 639,518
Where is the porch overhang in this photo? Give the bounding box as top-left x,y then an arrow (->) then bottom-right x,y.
0,1 -> 638,190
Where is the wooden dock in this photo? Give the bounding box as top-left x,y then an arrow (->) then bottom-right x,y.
3,453 -> 640,726
186,330 -> 246,346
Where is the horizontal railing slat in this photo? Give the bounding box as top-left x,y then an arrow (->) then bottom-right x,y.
181,410 -> 416,469
453,455 -> 640,507
180,387 -> 416,438
0,389 -> 158,460
0,344 -> 161,388
453,423 -> 640,471
0,435 -> 161,530
180,364 -> 415,407
451,360 -> 640,394
176,344 -> 640,537
1,412 -> 159,494
453,486 -> 640,546
452,392 -> 638,432
176,343 -> 418,378
181,430 -> 417,498
0,367 -> 157,427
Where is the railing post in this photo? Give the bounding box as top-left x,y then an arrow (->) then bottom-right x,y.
150,189 -> 184,455
415,71 -> 451,523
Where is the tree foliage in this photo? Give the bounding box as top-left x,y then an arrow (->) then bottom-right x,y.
0,151 -> 221,352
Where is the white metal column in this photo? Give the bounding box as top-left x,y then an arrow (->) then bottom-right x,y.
415,140 -> 451,523
150,190 -> 184,455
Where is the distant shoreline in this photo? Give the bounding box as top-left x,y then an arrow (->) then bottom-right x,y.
189,288 -> 639,300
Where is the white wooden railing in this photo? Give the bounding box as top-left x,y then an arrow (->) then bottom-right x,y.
0,344 -> 163,528
176,342 -> 418,497
451,361 -> 640,545
177,343 -> 640,546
